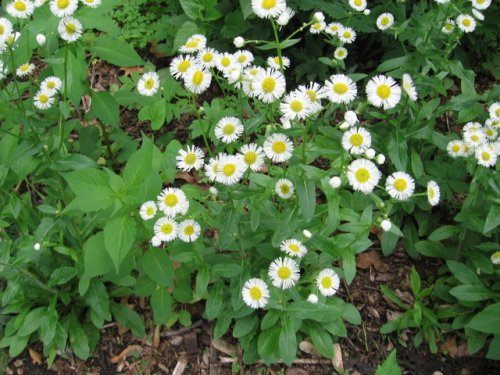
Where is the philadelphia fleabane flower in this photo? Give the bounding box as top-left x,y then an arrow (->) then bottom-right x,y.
16,62 -> 35,77
253,68 -> 286,103
267,55 -> 290,70
215,116 -> 244,143
58,17 -> 83,42
242,278 -> 269,309
176,145 -> 205,171
334,47 -> 348,60
489,102 -> 500,120
280,239 -> 307,258
427,181 -> 440,206
376,13 -> 395,30
239,143 -> 265,171
137,71 -> 160,96
463,121 -> 482,133
276,6 -> 294,26
275,178 -> 294,199
317,268 -> 340,296
153,217 -> 178,242
177,219 -> 201,242
268,257 -> 300,289
366,75 -> 401,110
41,76 -> 63,94
456,14 -> 476,33
234,50 -> 254,68
139,201 -> 157,220
0,18 -> 13,40
6,0 -> 35,19
347,158 -> 381,194
251,0 -> 286,19
157,187 -> 189,217
310,21 -> 326,34
463,129 -> 486,148
324,74 -> 357,104
475,144 -> 497,167
349,0 -> 367,11
184,67 -> 211,94
215,154 -> 246,185
471,0 -> 491,10
447,140 -> 465,158
215,52 -> 236,73
342,127 -> 372,155
280,92 -> 311,120
179,34 -> 206,53
442,19 -> 455,34
50,0 -> 78,17
338,27 -> 356,44
197,48 -> 218,69
81,0 -> 101,8
402,74 -> 418,101
484,125 -> 498,141
325,22 -> 343,36
263,133 -> 294,163
386,172 -> 415,200
33,90 -> 54,110
169,55 -> 196,79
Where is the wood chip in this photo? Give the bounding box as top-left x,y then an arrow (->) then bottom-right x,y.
285,369 -> 308,375
332,343 -> 343,371
172,354 -> 188,375
184,332 -> 198,354
152,325 -> 161,349
110,345 -> 143,364
299,341 -> 320,357
211,338 -> 237,356
28,348 -> 42,365
356,251 -> 383,270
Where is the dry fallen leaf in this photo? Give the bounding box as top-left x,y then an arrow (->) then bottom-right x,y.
332,343 -> 343,371
211,338 -> 237,356
285,369 -> 308,375
152,325 -> 161,349
172,354 -> 188,375
356,251 -> 383,270
110,345 -> 143,364
299,341 -> 320,357
28,348 -> 42,365
440,336 -> 469,358
120,66 -> 144,77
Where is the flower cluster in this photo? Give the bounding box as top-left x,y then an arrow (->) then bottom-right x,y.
440,0 -> 492,34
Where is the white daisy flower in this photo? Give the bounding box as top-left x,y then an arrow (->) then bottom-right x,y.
223,67 -> 243,87
50,0 -> 78,17
338,27 -> 356,44
16,62 -> 35,77
475,144 -> 497,167
157,187 -> 189,217
472,9 -> 485,21
184,67 -> 212,94
215,116 -> 244,144
427,181 -> 440,206
324,74 -> 357,104
268,257 -> 300,289
280,92 -> 311,121
139,201 -> 157,220
349,0 -> 367,11
310,21 -> 326,34
276,6 -> 294,26
447,140 -> 465,158
344,110 -> 358,126
334,47 -> 348,60
242,278 -> 270,309
263,133 -> 294,163
251,0 -> 286,19
176,145 -> 205,172
81,0 -> 101,8
40,76 -> 62,94
386,171 -> 415,201
137,71 -> 160,97
456,14 -> 476,33
179,34 -> 207,53
6,0 -> 35,19
215,52 -> 236,73
33,90 -> 54,110
196,48 -> 218,69
177,219 -> 201,242
215,154 -> 246,185
463,121 -> 482,133
234,50 -> 254,68
317,268 -> 340,296
347,158 -> 381,194
169,55 -> 196,79
484,125 -> 498,140
58,17 -> 83,43
376,13 -> 395,30
204,154 -> 222,182
275,178 -> 294,199
463,129 -> 486,148
402,73 -> 418,101
489,102 -> 500,120
153,217 -> 178,242
366,75 -> 401,110
242,66 -> 264,97
253,68 -> 286,103
342,127 -> 372,155
298,82 -> 325,110
267,55 -> 290,70
325,22 -> 343,36
491,251 -> 500,265
312,12 -> 324,22
0,18 -> 13,39
380,219 -> 392,232
239,143 -> 265,171
280,239 -> 307,258
471,0 -> 491,10
442,19 -> 455,34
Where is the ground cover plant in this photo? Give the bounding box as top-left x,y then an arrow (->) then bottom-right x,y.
0,0 -> 499,372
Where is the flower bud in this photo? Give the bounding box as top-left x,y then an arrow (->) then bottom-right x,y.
209,186 -> 218,195
151,236 -> 162,247
280,117 -> 291,129
303,229 -> 312,239
329,176 -> 342,188
313,12 -> 325,22
344,110 -> 358,125
34,243 -> 41,251
375,154 -> 386,165
307,294 -> 319,304
381,219 -> 392,232
233,36 -> 245,48
365,148 -> 376,159
364,9 -> 371,15
36,34 -> 46,46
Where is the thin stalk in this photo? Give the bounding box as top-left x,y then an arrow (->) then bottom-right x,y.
8,47 -> 27,118
191,94 -> 212,157
270,18 -> 284,74
57,44 -> 69,155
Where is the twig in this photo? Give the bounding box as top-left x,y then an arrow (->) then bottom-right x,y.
160,320 -> 204,337
218,357 -> 332,365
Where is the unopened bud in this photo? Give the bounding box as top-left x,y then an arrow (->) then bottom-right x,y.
375,154 -> 385,165
34,243 -> 41,251
36,34 -> 46,46
303,229 -> 312,239
381,219 -> 392,232
329,176 -> 342,188
365,148 -> 376,159
307,294 -> 319,304
209,186 -> 218,195
233,36 -> 245,48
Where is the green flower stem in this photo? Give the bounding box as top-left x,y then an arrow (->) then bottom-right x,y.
57,43 -> 70,155
302,119 -> 310,164
210,68 -> 228,101
191,94 -> 212,157
284,21 -> 314,42
270,18 -> 284,74
8,47 -> 27,119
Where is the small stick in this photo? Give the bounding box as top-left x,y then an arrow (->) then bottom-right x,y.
218,357 -> 332,365
160,320 -> 204,337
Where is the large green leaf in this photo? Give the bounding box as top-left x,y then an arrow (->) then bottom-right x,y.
450,285 -> 499,302
466,303 -> 500,334
91,91 -> 120,128
104,216 -> 137,273
296,178 -> 316,221
83,232 -> 113,279
151,288 -> 173,325
111,303 -> 145,338
90,36 -> 144,67
141,248 -> 173,287
375,349 -> 401,375
123,138 -> 154,187
64,168 -> 114,212
279,313 -> 297,365
258,327 -> 281,364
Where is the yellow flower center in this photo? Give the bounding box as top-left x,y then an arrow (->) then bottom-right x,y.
445,24 -> 453,31
222,124 -> 235,135
290,100 -> 303,113
249,286 -> 262,300
0,25 -> 4,35
261,77 -> 276,93
451,144 -> 460,152
477,0 -> 485,3
244,151 -> 257,165
481,152 -> 491,161
496,108 -> 500,117
146,206 -> 155,216
184,153 -> 197,165
394,178 -> 407,192
313,23 -> 322,30
486,129 -> 493,137
185,40 -> 199,49
354,0 -> 362,5
280,184 -> 290,194
65,23 -> 77,34
57,0 -> 69,9
202,53 -> 213,62
381,17 -> 390,26
192,71 -> 204,86
277,266 -> 291,280
178,60 -> 191,73
164,194 -> 178,207
355,168 -> 370,183
221,57 -> 231,67
428,188 -> 435,199
14,1 -> 26,11
20,64 -> 29,71
336,50 -> 345,57
350,134 -> 364,147
288,244 -> 300,253
222,164 -> 236,176
261,0 -> 276,10
39,94 -> 49,103
470,134 -> 480,142
305,89 -> 317,102
462,19 -> 471,27
343,31 -> 352,39
330,25 -> 339,32
321,276 -> 332,289
376,84 -> 391,99
161,223 -> 173,234
47,81 -> 56,89
272,141 -> 286,154
237,55 -> 247,63
333,82 -> 349,94
184,225 -> 195,236
144,78 -> 155,90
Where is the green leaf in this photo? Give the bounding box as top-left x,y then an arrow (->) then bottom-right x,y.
410,150 -> 423,179
195,265 -> 210,296
111,302 -> 145,338
306,321 -> 333,358
138,100 -> 166,130
446,261 -> 481,285
104,216 -> 137,273
173,21 -> 199,52
484,205 -> 500,233
428,225 -> 460,242
279,313 -> 297,365
377,56 -> 408,72
68,314 -> 90,360
151,288 -> 173,325
64,168 -> 115,212
486,336 -> 500,360
123,138 -> 154,187
18,307 -> 46,336
90,36 -> 144,67
296,178 -> 316,221
343,248 -> 356,284
91,91 -> 119,128
410,267 -> 421,297
466,303 -> 500,334
288,301 -> 341,322
83,232 -> 113,280
375,349 -> 401,375
141,248 -> 173,287
258,327 -> 281,364
261,310 -> 281,330
214,313 -> 232,338
450,285 -> 499,302
233,314 -> 258,338
179,0 -> 204,20
239,0 -> 252,19
205,281 -> 224,320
